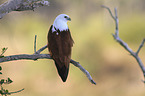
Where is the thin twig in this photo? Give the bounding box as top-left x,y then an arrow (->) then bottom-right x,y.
103,5 -> 145,80
136,38 -> 145,55
1,47 -> 8,56
70,60 -> 96,85
8,88 -> 24,95
101,5 -> 116,20
114,8 -> 119,36
35,45 -> 47,54
34,35 -> 37,53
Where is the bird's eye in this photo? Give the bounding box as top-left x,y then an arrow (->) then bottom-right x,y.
64,16 -> 67,18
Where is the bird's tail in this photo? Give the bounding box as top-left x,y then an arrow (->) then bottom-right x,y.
54,61 -> 69,82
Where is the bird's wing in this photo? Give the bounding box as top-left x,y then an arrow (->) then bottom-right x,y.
47,25 -> 73,82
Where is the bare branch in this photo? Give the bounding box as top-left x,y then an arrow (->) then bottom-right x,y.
7,88 -> 24,95
114,8 -> 119,36
103,5 -> 145,79
0,54 -> 51,63
0,0 -> 49,19
136,38 -> 145,55
101,5 -> 116,20
0,44 -> 96,84
35,45 -> 47,54
34,35 -> 37,53
70,60 -> 96,84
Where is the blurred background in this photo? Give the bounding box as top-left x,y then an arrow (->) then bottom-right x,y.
1,0 -> 145,96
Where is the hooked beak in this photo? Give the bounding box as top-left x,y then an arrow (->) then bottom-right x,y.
67,17 -> 71,21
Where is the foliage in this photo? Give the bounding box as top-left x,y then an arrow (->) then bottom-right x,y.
0,47 -> 7,58
0,48 -> 24,96
0,78 -> 13,95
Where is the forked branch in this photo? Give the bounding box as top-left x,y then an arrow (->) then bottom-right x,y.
0,35 -> 96,85
102,5 -> 145,81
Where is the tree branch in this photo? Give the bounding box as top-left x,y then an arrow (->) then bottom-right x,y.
136,38 -> 145,55
102,5 -> 145,80
70,59 -> 96,84
0,0 -> 49,19
35,45 -> 47,54
0,37 -> 96,85
0,54 -> 51,63
1,88 -> 24,95
34,35 -> 37,53
8,88 -> 24,95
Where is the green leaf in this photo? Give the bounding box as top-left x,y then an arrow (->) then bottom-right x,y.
0,66 -> 2,74
5,89 -> 9,93
0,90 -> 2,94
1,47 -> 8,56
0,79 -> 4,85
2,48 -> 6,51
0,66 -> 2,71
8,78 -> 13,84
0,55 -> 4,58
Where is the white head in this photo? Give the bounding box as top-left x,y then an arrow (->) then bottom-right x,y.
52,14 -> 71,32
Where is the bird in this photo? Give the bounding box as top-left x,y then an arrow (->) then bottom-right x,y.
47,14 -> 74,82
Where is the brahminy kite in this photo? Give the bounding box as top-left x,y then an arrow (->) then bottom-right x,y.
47,14 -> 74,82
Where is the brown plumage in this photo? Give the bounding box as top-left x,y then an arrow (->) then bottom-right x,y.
47,25 -> 73,82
